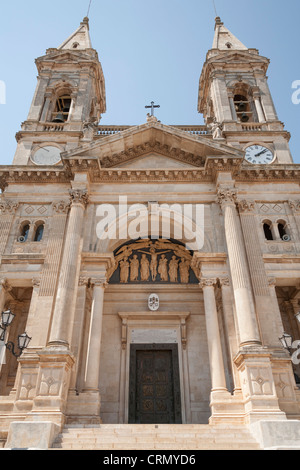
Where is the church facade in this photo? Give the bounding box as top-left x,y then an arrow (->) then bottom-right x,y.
1,16 -> 300,449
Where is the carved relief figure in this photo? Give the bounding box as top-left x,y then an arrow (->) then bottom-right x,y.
140,254 -> 150,281
130,255 -> 139,281
149,246 -> 158,281
120,258 -> 130,283
158,255 -> 168,281
179,258 -> 190,284
169,256 -> 179,283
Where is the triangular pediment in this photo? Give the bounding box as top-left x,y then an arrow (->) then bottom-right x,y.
209,50 -> 269,66
62,121 -> 244,170
36,49 -> 96,65
115,153 -> 199,169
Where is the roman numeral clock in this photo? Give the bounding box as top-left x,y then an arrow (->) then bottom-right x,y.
245,145 -> 275,164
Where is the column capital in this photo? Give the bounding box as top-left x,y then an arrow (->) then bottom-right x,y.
199,278 -> 217,289
268,277 -> 277,287
52,200 -> 71,214
0,200 -> 19,214
219,276 -> 231,287
90,277 -> 107,289
289,200 -> 300,213
32,278 -> 40,288
69,189 -> 89,208
216,186 -> 237,208
0,278 -> 12,292
78,276 -> 89,287
237,199 -> 256,213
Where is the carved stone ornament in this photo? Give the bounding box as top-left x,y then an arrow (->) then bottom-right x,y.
199,278 -> 217,289
69,189 -> 89,207
237,199 -> 255,213
216,187 -> 237,207
0,200 -> 19,214
148,293 -> 159,311
289,200 -> 300,213
52,200 -> 71,214
219,276 -> 230,287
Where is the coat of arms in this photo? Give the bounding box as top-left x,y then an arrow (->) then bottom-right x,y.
148,293 -> 159,311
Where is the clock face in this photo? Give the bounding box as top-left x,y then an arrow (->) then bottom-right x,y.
31,146 -> 62,165
245,145 -> 274,165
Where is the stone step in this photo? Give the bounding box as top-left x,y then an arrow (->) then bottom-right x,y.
53,424 -> 262,450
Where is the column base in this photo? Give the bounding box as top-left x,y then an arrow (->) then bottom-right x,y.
29,347 -> 75,428
234,346 -> 288,424
66,390 -> 102,424
209,389 -> 245,425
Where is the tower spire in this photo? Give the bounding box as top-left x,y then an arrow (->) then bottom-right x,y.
57,17 -> 92,51
212,18 -> 248,51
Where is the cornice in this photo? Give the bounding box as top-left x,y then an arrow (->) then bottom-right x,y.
0,166 -> 71,191
1,162 -> 300,188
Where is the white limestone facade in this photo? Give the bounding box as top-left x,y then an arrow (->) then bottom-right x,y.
1,16 -> 300,450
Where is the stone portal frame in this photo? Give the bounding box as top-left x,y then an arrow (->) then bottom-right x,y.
118,311 -> 190,424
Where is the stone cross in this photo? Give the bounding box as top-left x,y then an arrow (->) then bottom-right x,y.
145,101 -> 160,117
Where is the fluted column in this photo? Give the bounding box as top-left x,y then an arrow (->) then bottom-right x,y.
200,278 -> 227,392
48,189 -> 89,348
217,187 -> 261,346
84,278 -> 106,391
219,276 -> 241,393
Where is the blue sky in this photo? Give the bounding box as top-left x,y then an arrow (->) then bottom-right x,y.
0,0 -> 299,164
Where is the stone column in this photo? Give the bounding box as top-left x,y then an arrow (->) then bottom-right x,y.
84,278 -> 106,391
48,189 -> 89,349
228,89 -> 238,121
78,278 -> 106,421
211,74 -> 233,122
40,93 -> 52,122
217,187 -> 261,346
219,276 -> 241,394
238,199 -> 281,347
200,278 -> 228,392
252,88 -> 266,123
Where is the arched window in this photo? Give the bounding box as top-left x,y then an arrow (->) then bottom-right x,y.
277,220 -> 290,240
19,222 -> 30,242
34,224 -> 44,242
233,83 -> 257,123
263,221 -> 274,241
52,95 -> 72,123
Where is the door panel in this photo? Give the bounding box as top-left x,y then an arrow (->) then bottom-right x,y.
129,344 -> 182,424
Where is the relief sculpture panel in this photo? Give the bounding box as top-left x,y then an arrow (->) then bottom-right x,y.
108,238 -> 199,284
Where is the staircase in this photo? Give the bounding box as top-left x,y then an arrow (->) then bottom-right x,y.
53,424 -> 262,450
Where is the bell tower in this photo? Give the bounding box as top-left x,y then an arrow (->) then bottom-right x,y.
13,17 -> 106,166
198,17 -> 293,164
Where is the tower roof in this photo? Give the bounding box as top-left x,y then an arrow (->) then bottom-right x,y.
212,17 -> 248,51
58,17 -> 92,51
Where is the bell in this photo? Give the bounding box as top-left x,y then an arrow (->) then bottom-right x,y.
52,113 -> 65,123
238,102 -> 246,111
241,113 -> 249,122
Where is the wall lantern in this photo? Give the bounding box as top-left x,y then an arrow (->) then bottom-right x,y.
0,309 -> 31,358
279,332 -> 293,352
